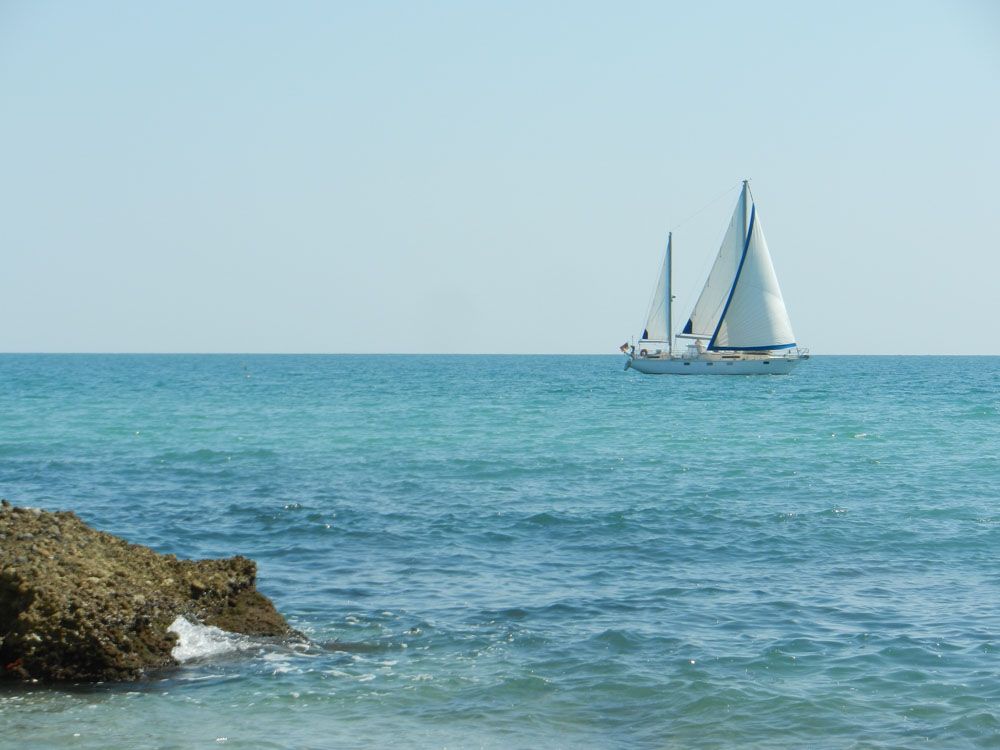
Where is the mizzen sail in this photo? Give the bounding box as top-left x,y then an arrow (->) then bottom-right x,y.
641,235 -> 671,342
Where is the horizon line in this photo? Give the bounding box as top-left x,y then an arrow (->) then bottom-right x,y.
1,351 -> 998,357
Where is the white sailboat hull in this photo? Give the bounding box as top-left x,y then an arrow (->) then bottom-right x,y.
626,353 -> 807,375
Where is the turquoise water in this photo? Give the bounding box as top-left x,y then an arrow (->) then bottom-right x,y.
1,354 -> 999,749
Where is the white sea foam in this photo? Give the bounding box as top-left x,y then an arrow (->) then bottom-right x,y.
168,616 -> 251,662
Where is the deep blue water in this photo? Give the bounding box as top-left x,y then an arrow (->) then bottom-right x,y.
1,354 -> 999,749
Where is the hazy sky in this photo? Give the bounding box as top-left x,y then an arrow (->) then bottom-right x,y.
2,1 -> 998,354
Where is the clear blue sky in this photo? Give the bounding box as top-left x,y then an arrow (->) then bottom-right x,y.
2,1 -> 997,354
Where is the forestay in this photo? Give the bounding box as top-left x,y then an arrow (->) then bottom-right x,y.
682,186 -> 750,339
682,183 -> 795,351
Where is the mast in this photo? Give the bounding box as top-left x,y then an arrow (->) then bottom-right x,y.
743,180 -> 751,237
666,232 -> 672,354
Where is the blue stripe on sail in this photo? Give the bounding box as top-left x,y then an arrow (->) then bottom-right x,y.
708,204 -> 755,351
682,319 -> 692,334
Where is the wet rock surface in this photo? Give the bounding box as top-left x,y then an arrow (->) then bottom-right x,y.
0,499 -> 292,682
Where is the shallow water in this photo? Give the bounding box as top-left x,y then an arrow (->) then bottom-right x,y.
1,354 -> 999,749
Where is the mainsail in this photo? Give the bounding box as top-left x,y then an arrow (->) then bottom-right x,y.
640,234 -> 671,342
682,183 -> 795,351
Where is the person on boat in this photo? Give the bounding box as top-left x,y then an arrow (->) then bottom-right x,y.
619,342 -> 630,354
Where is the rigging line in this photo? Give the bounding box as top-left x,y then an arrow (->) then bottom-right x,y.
669,181 -> 743,233
640,181 -> 741,340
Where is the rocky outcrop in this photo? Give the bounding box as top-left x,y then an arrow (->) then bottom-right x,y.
0,500 -> 292,682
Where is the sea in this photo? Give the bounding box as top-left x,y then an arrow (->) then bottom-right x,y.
1,354 -> 998,749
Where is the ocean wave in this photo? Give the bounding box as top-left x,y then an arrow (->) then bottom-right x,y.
153,448 -> 279,464
168,617 -> 256,662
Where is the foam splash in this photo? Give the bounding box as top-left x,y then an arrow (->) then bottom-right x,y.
168,616 -> 250,662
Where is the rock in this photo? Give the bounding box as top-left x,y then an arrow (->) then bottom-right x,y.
0,500 -> 293,682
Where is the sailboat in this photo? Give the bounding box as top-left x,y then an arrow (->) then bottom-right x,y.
623,181 -> 808,375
